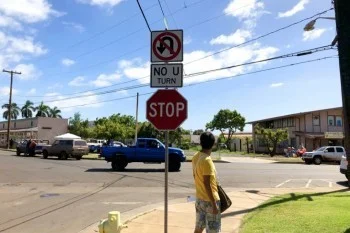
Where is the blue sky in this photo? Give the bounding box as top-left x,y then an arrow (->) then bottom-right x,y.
0,0 -> 340,133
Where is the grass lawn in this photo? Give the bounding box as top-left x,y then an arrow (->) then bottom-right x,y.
240,191 -> 350,233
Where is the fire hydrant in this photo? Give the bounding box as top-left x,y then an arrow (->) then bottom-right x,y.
98,211 -> 127,233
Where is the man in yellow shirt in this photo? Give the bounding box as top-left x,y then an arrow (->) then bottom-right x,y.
192,132 -> 220,233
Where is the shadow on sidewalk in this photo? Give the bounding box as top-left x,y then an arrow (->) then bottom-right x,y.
222,188 -> 350,219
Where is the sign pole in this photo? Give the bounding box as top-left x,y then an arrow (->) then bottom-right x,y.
164,130 -> 169,233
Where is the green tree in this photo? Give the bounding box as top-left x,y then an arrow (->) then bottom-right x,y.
35,101 -> 50,117
193,129 -> 204,135
2,103 -> 20,120
21,100 -> 35,118
254,124 -> 288,156
48,106 -> 62,118
94,114 -> 135,140
206,109 -> 245,150
138,122 -> 161,139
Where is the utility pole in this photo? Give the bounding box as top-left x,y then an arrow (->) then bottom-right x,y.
135,92 -> 139,144
2,69 -> 21,149
334,0 -> 350,186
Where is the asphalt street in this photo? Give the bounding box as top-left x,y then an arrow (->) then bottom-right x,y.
0,150 -> 347,233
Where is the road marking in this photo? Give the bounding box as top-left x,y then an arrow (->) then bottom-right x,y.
305,179 -> 312,188
102,202 -> 142,205
275,179 -> 291,188
329,182 -> 333,188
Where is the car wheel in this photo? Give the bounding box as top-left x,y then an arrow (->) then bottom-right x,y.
313,156 -> 322,165
169,159 -> 181,172
16,149 -> 21,156
111,156 -> 128,171
60,151 -> 68,160
75,155 -> 82,160
43,150 -> 48,159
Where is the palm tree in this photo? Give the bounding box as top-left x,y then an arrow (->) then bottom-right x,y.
2,103 -> 21,120
21,100 -> 35,118
35,101 -> 50,117
48,106 -> 62,118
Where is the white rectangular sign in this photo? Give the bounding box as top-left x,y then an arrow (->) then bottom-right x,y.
151,30 -> 183,63
150,63 -> 183,88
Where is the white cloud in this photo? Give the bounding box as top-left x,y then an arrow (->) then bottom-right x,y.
48,83 -> 63,90
2,33 -> 47,56
116,90 -> 128,96
303,28 -> 326,41
90,73 -> 122,87
0,86 -> 18,96
278,0 -> 309,18
270,83 -> 284,88
0,0 -> 64,23
14,64 -> 42,80
0,14 -> 22,30
62,21 -> 85,33
210,29 -> 252,45
224,0 -> 265,20
68,76 -> 86,86
184,36 -> 192,45
44,91 -> 102,112
119,59 -> 150,84
28,88 -> 36,95
62,58 -> 76,66
76,0 -> 124,7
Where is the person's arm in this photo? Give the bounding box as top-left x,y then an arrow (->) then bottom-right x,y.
203,175 -> 219,214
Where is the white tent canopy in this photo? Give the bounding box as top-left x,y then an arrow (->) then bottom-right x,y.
54,133 -> 81,140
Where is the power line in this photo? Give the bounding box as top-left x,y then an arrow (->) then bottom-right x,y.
185,7 -> 334,65
16,45 -> 334,105
56,56 -> 337,109
163,0 -> 179,29
137,0 -> 152,32
157,0 -> 169,29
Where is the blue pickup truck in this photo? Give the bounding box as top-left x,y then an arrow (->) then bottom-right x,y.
100,138 -> 186,171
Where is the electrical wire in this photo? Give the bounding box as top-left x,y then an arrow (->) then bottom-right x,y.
56,55 -> 337,109
16,45 -> 334,105
137,0 -> 152,32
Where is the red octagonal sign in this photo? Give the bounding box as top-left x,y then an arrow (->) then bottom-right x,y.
146,89 -> 188,131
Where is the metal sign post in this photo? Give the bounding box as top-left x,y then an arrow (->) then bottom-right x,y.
164,130 -> 169,233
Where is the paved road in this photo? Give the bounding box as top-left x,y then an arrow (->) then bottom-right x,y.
0,151 -> 347,233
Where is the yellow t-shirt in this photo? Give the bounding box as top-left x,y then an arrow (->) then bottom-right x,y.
192,151 -> 219,201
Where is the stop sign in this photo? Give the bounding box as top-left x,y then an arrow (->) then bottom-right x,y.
146,89 -> 188,130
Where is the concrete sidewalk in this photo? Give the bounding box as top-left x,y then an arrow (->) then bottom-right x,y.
80,187 -> 344,233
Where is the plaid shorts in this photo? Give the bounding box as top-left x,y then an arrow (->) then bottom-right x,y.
195,199 -> 221,233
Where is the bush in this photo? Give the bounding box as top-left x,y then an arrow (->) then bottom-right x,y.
180,143 -> 190,150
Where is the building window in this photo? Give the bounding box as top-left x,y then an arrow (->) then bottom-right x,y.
287,118 -> 295,127
31,121 -> 33,127
328,116 -> 335,126
313,115 -> 320,126
14,122 -> 16,128
336,116 -> 342,127
2,124 -> 4,129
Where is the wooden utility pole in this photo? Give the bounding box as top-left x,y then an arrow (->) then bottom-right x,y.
334,0 -> 350,186
2,69 -> 21,149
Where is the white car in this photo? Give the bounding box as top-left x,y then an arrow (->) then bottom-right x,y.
302,146 -> 345,165
340,155 -> 348,179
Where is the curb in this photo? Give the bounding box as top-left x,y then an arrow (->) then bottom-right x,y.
78,197 -> 188,233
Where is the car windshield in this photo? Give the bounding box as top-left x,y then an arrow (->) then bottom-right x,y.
316,147 -> 327,151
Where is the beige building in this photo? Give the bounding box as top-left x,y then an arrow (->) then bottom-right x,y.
0,117 -> 69,147
249,107 -> 344,153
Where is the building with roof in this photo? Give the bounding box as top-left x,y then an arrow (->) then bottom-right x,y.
0,117 -> 68,147
248,107 -> 344,153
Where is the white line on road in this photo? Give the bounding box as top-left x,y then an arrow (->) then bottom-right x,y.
275,179 -> 291,188
305,179 -> 312,188
102,202 -> 142,205
329,182 -> 333,188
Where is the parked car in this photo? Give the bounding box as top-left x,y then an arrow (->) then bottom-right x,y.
302,146 -> 345,165
340,155 -> 348,179
42,139 -> 89,160
16,139 -> 49,156
100,138 -> 186,171
87,139 -> 106,153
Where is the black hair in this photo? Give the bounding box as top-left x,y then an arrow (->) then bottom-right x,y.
200,132 -> 215,150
